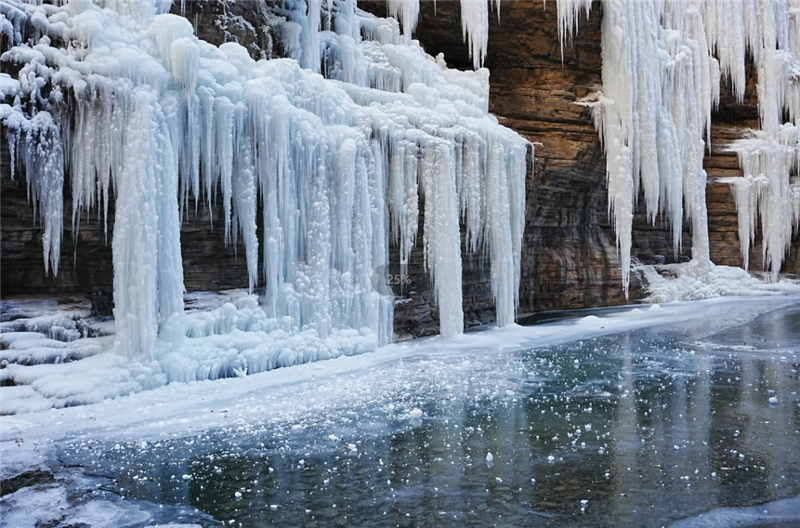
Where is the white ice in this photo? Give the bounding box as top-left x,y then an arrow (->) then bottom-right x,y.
2,295 -> 797,454
639,259 -> 800,303
1,0 -> 527,382
559,0 -> 800,291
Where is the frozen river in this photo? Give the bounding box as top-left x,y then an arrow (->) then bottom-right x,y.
2,295 -> 800,527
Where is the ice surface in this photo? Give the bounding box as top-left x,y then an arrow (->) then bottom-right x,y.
668,494 -> 800,528
0,485 -> 68,528
0,385 -> 54,414
2,291 -> 797,419
0,479 -> 207,528
1,295 -> 798,527
1,0 -> 527,375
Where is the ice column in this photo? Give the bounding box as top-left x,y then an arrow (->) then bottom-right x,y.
112,88 -> 184,359
419,140 -> 463,337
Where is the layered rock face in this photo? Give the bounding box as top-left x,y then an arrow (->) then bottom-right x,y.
2,0 -> 797,337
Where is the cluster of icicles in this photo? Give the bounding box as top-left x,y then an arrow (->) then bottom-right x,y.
0,0 -> 527,371
558,0 -> 800,287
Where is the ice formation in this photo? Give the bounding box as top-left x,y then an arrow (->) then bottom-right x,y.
638,259 -> 800,304
3,0 -> 798,402
0,0 -> 528,382
559,0 -> 716,295
720,126 -> 800,279
716,0 -> 800,281
558,0 -> 800,289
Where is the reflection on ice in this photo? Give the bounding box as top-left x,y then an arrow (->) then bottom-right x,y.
3,296 -> 796,527
669,494 -> 800,528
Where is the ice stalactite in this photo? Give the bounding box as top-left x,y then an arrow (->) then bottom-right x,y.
460,0 -> 491,70
483,132 -> 527,327
556,0 -> 592,58
387,0 -> 419,43
788,1 -> 800,128
396,0 -> 797,289
3,109 -> 65,278
560,0 -> 716,295
707,0 -> 800,280
703,0 -> 749,103
1,0 -> 527,379
722,126 -> 800,281
717,175 -> 754,271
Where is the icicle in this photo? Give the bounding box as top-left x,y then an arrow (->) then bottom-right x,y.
717,176 -> 752,270
460,0 -> 489,70
420,140 -> 463,337
704,0 -> 747,103
709,0 -> 800,280
387,0 -> 420,42
305,0 -> 322,72
231,102 -> 258,293
25,111 -> 64,277
556,0 -> 593,58
725,125 -> 800,281
565,0 -> 730,293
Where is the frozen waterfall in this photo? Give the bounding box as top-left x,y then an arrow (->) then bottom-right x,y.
0,0 -> 528,381
557,0 -> 800,289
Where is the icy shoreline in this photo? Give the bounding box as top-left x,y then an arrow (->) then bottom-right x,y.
2,293 -> 800,527
3,293 -> 798,454
2,263 -> 799,415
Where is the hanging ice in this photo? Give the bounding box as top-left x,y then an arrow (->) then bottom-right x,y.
712,0 -> 800,280
0,0 -> 528,381
721,126 -> 800,281
558,0 -> 799,290
560,0 -> 714,294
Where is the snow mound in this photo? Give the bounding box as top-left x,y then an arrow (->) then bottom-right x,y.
640,260 -> 800,303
